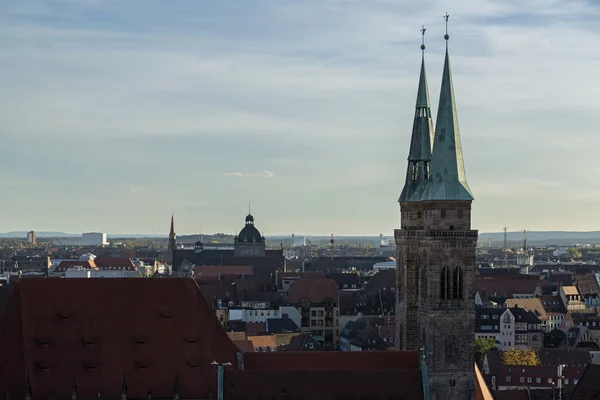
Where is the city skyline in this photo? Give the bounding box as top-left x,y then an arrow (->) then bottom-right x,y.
1,0 -> 600,235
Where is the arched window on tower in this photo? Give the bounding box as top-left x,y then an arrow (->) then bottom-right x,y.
411,163 -> 418,180
440,267 -> 450,300
452,266 -> 463,300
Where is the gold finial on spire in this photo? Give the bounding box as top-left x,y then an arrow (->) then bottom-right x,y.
420,25 -> 426,53
443,12 -> 450,42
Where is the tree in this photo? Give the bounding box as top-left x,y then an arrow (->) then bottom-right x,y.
502,349 -> 539,366
544,329 -> 567,348
568,248 -> 582,259
475,337 -> 497,365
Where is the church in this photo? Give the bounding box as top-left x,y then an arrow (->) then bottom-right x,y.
395,19 -> 478,400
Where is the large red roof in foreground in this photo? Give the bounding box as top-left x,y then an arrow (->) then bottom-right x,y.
0,278 -> 238,399
0,278 -> 424,400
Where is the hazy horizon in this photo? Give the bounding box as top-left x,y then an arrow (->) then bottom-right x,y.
2,1 -> 600,235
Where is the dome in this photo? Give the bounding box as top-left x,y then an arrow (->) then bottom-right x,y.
236,214 -> 263,243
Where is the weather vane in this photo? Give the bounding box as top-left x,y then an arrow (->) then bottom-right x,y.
444,12 -> 450,41
420,25 -> 426,52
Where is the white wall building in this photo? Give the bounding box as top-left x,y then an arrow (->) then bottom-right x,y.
228,304 -> 302,328
81,232 -> 108,246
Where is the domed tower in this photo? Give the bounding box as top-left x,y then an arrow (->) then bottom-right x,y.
234,213 -> 266,257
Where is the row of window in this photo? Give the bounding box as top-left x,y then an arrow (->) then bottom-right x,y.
506,376 -> 578,385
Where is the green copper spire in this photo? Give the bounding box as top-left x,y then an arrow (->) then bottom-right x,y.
422,14 -> 473,201
399,26 -> 434,203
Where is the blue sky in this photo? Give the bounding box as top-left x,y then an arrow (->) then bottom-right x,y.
1,0 -> 599,236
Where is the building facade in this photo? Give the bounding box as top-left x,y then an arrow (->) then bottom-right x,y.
395,28 -> 477,400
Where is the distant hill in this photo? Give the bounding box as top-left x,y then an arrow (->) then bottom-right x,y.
478,231 -> 600,246
0,231 -> 79,238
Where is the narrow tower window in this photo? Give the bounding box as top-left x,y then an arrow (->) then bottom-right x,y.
452,266 -> 463,300
440,266 -> 450,300
411,163 -> 418,180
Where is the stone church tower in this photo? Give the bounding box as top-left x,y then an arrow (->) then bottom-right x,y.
395,21 -> 477,400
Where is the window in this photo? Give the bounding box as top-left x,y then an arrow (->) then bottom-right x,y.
440,267 -> 450,300
520,377 -> 524,383
441,209 -> 446,218
564,379 -> 569,385
506,377 -> 511,382
452,267 -> 463,300
547,378 -> 553,384
536,378 -> 541,383
527,377 -> 532,383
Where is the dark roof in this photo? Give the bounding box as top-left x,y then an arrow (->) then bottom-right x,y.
326,272 -> 360,289
287,278 -> 339,303
265,317 -> 300,334
475,308 -> 505,333
0,278 -> 239,399
363,269 -> 395,292
193,265 -> 253,280
477,267 -> 520,276
509,306 -> 543,325
494,389 -> 554,400
570,363 -> 600,399
537,348 -> 591,366
574,273 -> 600,298
287,334 -> 321,351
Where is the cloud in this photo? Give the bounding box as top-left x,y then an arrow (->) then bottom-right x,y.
225,170 -> 276,178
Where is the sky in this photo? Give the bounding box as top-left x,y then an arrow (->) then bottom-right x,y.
1,0 -> 600,236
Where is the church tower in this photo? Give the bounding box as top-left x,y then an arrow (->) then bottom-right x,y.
167,214 -> 176,265
395,16 -> 477,400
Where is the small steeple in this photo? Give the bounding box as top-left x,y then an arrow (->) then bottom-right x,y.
399,25 -> 434,203
422,13 -> 474,201
169,214 -> 176,241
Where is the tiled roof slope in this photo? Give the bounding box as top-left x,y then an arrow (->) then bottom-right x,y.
229,352 -> 423,399
570,363 -> 600,399
0,278 -> 239,399
287,278 -> 338,302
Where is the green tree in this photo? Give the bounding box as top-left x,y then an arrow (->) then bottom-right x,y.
474,337 -> 497,365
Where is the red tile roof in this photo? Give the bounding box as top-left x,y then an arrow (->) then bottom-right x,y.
242,351 -> 418,370
94,256 -> 136,271
0,278 -> 239,399
53,260 -> 97,272
245,322 -> 267,336
475,275 -> 541,302
287,278 -> 339,303
224,368 -> 423,399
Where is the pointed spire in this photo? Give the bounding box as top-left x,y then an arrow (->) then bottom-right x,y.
399,26 -> 434,203
422,14 -> 474,201
169,214 -> 175,238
